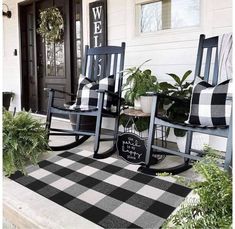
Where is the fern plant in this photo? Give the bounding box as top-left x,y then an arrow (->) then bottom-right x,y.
3,110 -> 49,176
163,146 -> 232,228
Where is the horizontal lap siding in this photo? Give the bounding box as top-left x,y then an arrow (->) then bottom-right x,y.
104,0 -> 232,84
3,0 -> 25,111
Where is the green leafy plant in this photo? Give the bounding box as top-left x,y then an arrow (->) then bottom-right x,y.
163,146 -> 232,228
123,60 -> 159,105
3,110 -> 49,176
37,7 -> 64,44
159,70 -> 193,137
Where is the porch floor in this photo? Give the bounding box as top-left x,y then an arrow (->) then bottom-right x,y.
3,114 -> 197,229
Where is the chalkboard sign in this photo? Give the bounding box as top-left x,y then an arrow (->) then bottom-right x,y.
117,133 -> 147,164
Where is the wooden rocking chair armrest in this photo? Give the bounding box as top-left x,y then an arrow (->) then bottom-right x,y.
44,88 -> 75,97
146,92 -> 190,105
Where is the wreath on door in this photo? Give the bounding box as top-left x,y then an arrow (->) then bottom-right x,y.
37,7 -> 64,44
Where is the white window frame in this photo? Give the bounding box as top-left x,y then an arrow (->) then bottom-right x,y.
135,0 -> 201,36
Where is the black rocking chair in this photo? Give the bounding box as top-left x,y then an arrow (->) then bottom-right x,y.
45,43 -> 126,159
139,34 -> 232,175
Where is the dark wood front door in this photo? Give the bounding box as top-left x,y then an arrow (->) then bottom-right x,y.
19,0 -> 83,114
36,0 -> 71,113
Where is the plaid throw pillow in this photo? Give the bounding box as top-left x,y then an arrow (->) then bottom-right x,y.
74,74 -> 115,111
187,77 -> 232,126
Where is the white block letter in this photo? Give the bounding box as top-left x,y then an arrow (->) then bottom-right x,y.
94,21 -> 102,34
92,6 -> 102,20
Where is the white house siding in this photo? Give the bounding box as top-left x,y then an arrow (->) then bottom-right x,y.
2,0 -> 232,150
3,0 -> 24,111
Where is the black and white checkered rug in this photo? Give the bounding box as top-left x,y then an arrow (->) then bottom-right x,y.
10,150 -> 191,228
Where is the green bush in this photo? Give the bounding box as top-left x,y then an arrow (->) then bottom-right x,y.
163,146 -> 232,228
3,110 -> 49,176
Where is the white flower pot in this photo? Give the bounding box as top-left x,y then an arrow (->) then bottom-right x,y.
176,133 -> 210,152
140,95 -> 153,113
134,98 -> 141,110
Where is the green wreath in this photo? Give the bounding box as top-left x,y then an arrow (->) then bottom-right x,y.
37,7 -> 64,44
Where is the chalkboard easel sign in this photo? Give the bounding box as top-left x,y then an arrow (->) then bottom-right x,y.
117,133 -> 147,164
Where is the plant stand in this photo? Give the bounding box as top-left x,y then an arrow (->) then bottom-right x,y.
117,108 -> 166,165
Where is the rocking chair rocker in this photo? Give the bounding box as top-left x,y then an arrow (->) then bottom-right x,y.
139,34 -> 232,175
45,43 -> 126,159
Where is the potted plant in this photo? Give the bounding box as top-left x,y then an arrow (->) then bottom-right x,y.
3,110 -> 49,176
159,70 -> 193,130
163,146 -> 232,228
123,60 -> 159,111
3,91 -> 14,110
159,70 -> 194,150
159,71 -> 210,151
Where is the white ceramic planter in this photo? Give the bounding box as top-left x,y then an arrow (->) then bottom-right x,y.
140,95 -> 153,113
134,98 -> 141,110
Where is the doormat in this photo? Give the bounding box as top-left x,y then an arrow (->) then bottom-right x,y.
10,150 -> 191,228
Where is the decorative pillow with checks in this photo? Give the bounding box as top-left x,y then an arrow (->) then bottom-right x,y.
187,76 -> 232,126
74,74 -> 115,111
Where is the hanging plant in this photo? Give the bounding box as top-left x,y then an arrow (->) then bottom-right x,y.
37,7 -> 64,44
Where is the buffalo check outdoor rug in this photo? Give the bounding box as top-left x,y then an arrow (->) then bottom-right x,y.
10,150 -> 191,228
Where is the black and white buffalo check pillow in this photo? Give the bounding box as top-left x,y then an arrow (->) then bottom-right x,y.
188,76 -> 232,126
73,74 -> 115,111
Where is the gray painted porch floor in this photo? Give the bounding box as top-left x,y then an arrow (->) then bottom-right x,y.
3,114 -> 197,229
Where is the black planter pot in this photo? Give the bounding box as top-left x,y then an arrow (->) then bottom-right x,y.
3,92 -> 14,110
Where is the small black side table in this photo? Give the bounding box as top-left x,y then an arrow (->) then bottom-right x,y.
117,108 -> 166,165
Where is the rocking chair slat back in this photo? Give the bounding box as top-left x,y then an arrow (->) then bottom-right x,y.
82,43 -> 126,90
204,47 -> 212,81
93,55 -> 99,79
194,35 -> 219,85
113,54 -> 118,77
212,49 -> 219,85
106,54 -> 112,76
100,55 -> 106,79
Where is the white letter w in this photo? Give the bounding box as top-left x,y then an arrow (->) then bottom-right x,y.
92,6 -> 102,20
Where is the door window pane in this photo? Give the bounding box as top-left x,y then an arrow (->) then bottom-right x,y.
75,0 -> 82,77
55,43 -> 65,76
76,21 -> 81,38
77,59 -> 82,75
46,43 -> 55,76
139,0 -> 200,33
76,40 -> 81,58
45,42 -> 65,77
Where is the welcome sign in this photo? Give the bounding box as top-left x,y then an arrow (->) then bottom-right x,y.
89,0 -> 107,48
